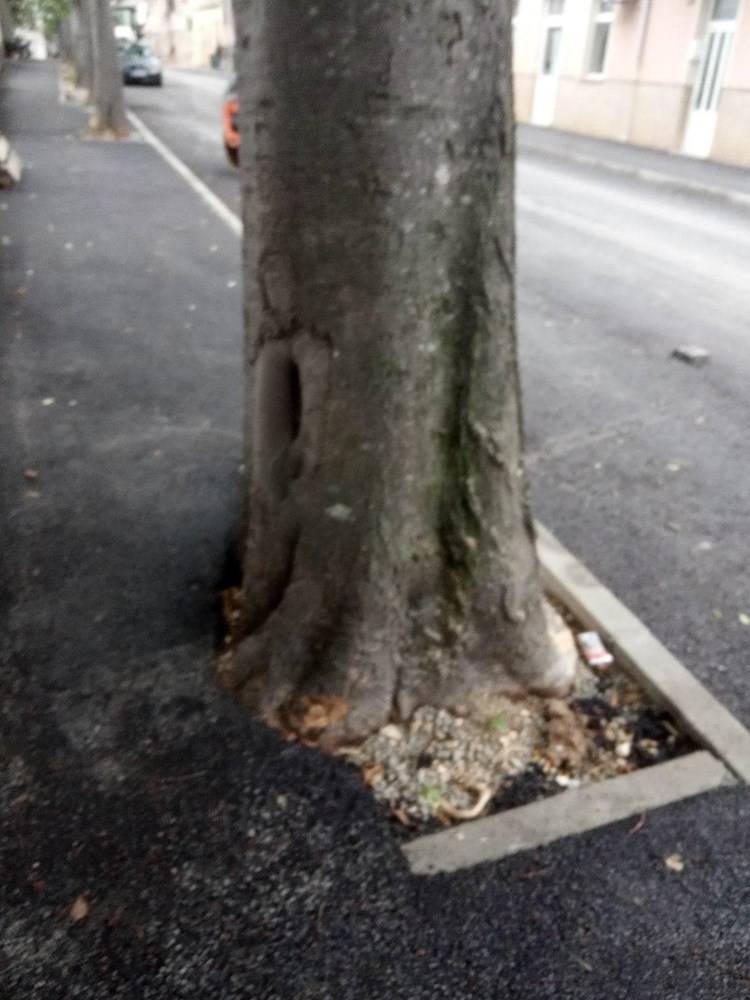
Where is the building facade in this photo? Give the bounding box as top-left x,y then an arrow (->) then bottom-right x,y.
513,0 -> 750,167
141,0 -> 234,69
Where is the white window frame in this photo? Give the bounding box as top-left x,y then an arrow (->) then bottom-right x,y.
539,1 -> 566,77
586,0 -> 616,79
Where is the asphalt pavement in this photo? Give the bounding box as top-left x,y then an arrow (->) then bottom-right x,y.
2,61 -> 750,1000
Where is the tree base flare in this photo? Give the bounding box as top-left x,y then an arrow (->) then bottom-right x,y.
218,597 -> 576,748
82,124 -> 130,141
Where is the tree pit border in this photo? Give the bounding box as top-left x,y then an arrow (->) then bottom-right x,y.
403,523 -> 750,875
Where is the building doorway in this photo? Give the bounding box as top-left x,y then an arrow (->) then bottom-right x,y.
683,0 -> 740,158
531,0 -> 566,127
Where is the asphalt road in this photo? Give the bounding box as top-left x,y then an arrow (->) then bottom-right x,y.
127,68 -> 750,729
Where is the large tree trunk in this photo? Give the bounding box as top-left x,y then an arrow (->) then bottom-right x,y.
227,0 -> 573,743
87,0 -> 128,136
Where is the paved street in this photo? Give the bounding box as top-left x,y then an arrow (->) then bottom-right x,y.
127,68 -> 239,215
130,67 -> 750,728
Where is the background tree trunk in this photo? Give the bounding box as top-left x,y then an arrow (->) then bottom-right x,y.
0,0 -> 15,49
228,0 -> 573,743
69,1 -> 93,97
87,0 -> 128,136
59,14 -> 77,69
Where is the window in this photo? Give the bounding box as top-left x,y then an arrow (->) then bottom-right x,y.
539,0 -> 565,77
711,0 -> 739,21
588,0 -> 615,75
543,27 -> 563,73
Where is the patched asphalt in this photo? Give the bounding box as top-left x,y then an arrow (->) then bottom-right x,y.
1,62 -> 749,1000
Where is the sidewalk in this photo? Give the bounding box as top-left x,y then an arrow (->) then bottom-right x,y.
518,122 -> 750,205
2,62 -> 750,1000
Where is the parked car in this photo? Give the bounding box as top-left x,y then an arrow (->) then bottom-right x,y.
223,78 -> 239,167
4,35 -> 31,60
121,43 -> 162,87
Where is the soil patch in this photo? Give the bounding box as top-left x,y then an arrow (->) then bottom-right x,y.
336,626 -> 696,842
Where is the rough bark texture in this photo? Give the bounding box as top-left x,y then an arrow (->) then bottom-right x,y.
228,0 -> 572,742
86,0 -> 127,136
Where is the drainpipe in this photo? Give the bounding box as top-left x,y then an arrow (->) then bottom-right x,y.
636,0 -> 653,69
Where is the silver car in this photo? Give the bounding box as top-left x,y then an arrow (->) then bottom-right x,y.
121,43 -> 162,87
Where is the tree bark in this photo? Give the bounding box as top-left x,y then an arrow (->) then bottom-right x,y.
0,0 -> 15,50
86,0 -> 128,136
69,1 -> 93,97
59,14 -> 77,68
228,0 -> 573,743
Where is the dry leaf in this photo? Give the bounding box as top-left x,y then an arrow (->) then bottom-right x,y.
664,853 -> 684,873
70,895 -> 90,921
392,807 -> 413,827
439,786 -> 493,822
362,763 -> 384,787
285,695 -> 350,740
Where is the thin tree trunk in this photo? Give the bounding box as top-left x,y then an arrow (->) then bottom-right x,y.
59,15 -> 76,67
87,0 -> 128,136
69,1 -> 93,96
0,0 -> 15,49
228,0 -> 573,743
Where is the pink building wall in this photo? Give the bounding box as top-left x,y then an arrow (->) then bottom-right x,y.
513,0 -> 750,168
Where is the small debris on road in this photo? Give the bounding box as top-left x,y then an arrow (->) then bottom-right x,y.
41,397 -> 55,406
664,853 -> 685,873
577,631 -> 614,667
628,812 -> 646,835
69,895 -> 90,921
671,345 -> 710,366
23,469 -> 39,481
738,613 -> 750,627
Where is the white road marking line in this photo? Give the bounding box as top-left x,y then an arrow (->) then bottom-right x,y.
126,108 -> 243,237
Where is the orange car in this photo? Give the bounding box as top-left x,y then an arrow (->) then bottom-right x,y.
223,78 -> 239,167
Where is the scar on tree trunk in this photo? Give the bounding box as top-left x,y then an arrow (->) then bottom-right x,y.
221,0 -> 575,746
